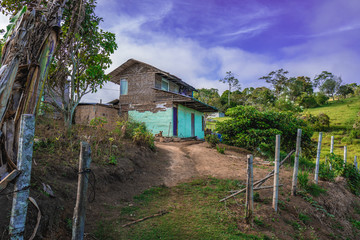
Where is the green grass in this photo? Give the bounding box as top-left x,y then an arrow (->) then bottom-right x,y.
206,117 -> 231,131
93,177 -> 268,240
305,96 -> 360,129
306,96 -> 360,164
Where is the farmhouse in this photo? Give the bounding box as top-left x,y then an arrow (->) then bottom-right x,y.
108,59 -> 217,139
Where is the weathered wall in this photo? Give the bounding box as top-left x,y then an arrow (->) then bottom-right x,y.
177,104 -> 204,139
114,63 -> 156,104
128,107 -> 173,137
75,104 -> 119,127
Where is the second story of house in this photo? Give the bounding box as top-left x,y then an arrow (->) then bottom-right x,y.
109,59 -> 196,106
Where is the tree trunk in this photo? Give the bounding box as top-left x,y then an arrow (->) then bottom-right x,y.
0,1 -> 66,175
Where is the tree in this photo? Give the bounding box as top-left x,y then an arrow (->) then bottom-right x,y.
287,76 -> 313,101
259,69 -> 289,96
46,0 -> 117,128
193,88 -> 221,108
314,71 -> 342,100
219,71 -> 240,106
337,84 -> 354,99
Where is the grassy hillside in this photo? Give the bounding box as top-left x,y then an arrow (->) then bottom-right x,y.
306,96 -> 360,163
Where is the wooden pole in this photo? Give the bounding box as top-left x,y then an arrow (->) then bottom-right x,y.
273,135 -> 280,212
314,132 -> 323,184
291,129 -> 302,196
72,142 -> 92,240
344,146 -> 347,166
9,114 -> 35,240
330,136 -> 334,154
245,154 -> 254,223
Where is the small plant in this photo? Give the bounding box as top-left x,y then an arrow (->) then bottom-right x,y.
108,155 -> 117,165
254,216 -> 265,227
205,134 -> 220,148
299,213 -> 311,224
298,170 -> 309,190
132,124 -> 155,150
318,162 -> 336,181
350,219 -> 360,230
216,144 -> 225,154
253,192 -> 261,202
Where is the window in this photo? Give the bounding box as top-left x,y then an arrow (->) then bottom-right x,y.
120,79 -> 128,95
161,78 -> 169,91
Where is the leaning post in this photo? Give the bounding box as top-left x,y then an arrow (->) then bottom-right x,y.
72,142 -> 92,240
273,135 -> 280,212
245,155 -> 254,224
291,129 -> 302,195
9,114 -> 35,240
314,132 -> 323,184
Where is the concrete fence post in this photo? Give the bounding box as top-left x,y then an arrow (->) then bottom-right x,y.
314,132 -> 323,184
291,129 -> 302,196
9,114 -> 35,240
273,135 -> 280,212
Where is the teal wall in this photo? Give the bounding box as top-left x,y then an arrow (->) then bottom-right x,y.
177,104 -> 204,139
128,108 -> 173,137
128,104 -> 204,139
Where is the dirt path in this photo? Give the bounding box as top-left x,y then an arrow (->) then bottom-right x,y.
156,141 -> 268,186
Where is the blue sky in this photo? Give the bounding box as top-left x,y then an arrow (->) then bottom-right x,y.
1,0 -> 360,102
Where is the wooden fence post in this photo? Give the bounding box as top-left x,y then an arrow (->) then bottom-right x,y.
9,114 -> 35,240
291,129 -> 302,195
344,146 -> 347,165
273,135 -> 280,212
245,155 -> 254,223
314,132 -> 323,184
72,142 -> 92,240
330,136 -> 334,154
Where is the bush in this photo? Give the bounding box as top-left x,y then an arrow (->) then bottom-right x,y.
298,170 -> 326,196
314,92 -> 329,106
132,124 -> 155,150
90,117 -> 108,128
318,162 -> 336,181
298,95 -> 319,108
205,134 -> 220,147
350,129 -> 360,139
216,106 -> 315,157
274,98 -> 302,112
301,113 -> 330,131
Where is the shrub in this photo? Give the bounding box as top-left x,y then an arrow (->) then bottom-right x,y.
314,92 -> 329,105
350,129 -> 360,139
90,117 -> 108,128
342,164 -> 360,195
298,95 -> 319,108
301,113 -> 330,131
132,124 -> 155,150
216,106 -> 315,157
298,171 -> 309,190
205,134 -> 220,148
318,162 -> 336,181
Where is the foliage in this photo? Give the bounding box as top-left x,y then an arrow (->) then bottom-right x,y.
46,0 -> 117,129
90,117 -> 108,129
259,69 -> 289,96
314,92 -> 329,105
132,123 -> 155,151
298,94 -> 319,108
337,84 -> 354,98
314,71 -> 342,100
298,170 -> 326,197
274,97 -> 303,112
205,134 -> 220,147
318,162 -> 336,181
216,105 -> 315,157
193,88 -> 222,109
301,113 -> 330,131
108,155 -> 117,165
219,71 -> 241,106
298,171 -> 309,190
216,144 -> 225,154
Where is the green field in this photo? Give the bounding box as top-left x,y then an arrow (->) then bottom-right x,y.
306,96 -> 360,163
